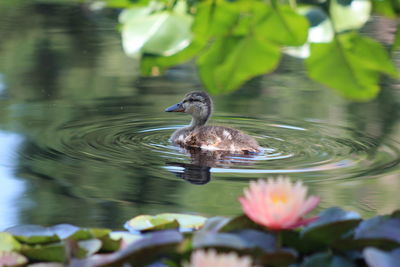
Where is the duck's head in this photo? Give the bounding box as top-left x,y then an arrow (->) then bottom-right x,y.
165,91 -> 213,126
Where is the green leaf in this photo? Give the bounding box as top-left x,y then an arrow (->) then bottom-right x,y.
140,38 -> 206,75
254,5 -> 309,46
372,0 -> 400,18
109,232 -> 142,248
21,242 -> 66,262
197,35 -> 280,94
77,239 -> 102,258
0,232 -> 21,252
364,247 -> 400,267
301,252 -> 356,267
0,251 -> 28,267
6,225 -> 60,244
330,0 -> 371,32
6,224 -> 110,244
306,32 -> 398,101
125,213 -> 207,232
192,1 -> 240,38
301,207 -> 361,245
121,11 -> 193,57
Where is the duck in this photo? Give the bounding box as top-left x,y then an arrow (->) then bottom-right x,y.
165,91 -> 261,153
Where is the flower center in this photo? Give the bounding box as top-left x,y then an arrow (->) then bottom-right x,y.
271,194 -> 288,204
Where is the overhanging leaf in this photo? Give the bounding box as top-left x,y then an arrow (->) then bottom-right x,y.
306,32 -> 398,101
192,0 -> 239,38
330,0 -> 371,32
254,4 -> 309,46
121,11 -> 193,57
197,35 -> 280,93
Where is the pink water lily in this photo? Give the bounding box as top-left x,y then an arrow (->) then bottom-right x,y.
189,249 -> 252,267
239,177 -> 320,230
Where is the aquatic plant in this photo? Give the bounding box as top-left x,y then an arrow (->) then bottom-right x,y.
239,177 -> 320,230
113,0 -> 400,101
1,177 -> 400,266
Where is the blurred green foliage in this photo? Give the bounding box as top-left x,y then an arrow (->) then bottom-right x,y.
115,0 -> 399,101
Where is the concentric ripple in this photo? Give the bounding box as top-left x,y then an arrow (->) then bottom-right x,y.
32,113 -> 400,180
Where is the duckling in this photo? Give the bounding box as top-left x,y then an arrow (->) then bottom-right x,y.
165,91 -> 261,153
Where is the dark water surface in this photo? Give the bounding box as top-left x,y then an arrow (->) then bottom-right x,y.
1,2 -> 400,230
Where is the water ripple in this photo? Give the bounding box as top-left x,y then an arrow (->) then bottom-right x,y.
29,114 -> 400,181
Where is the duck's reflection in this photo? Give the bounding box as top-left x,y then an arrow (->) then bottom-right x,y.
166,147 -> 259,185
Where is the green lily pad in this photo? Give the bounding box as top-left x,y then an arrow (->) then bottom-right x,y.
70,230 -> 183,267
0,251 -> 28,267
109,232 -> 142,248
301,207 -> 361,245
21,242 -> 67,262
6,224 -> 110,244
77,239 -> 102,258
6,225 -> 60,244
125,213 -> 206,232
0,232 -> 21,252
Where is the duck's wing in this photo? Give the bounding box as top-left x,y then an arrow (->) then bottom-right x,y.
189,126 -> 260,152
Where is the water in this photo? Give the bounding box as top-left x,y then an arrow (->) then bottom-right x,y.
0,2 -> 400,230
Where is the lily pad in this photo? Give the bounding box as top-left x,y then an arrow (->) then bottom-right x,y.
301,207 -> 361,245
220,215 -> 263,232
354,216 -> 400,243
0,251 -> 28,267
192,231 -> 248,250
301,252 -> 356,267
6,224 -> 110,244
6,225 -> 60,244
0,232 -> 21,252
125,213 -> 206,232
200,216 -> 230,232
70,230 -> 183,267
363,247 -> 400,267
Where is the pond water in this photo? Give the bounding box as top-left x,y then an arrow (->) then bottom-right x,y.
0,2 -> 400,230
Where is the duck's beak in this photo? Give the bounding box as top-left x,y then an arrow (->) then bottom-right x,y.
165,102 -> 185,112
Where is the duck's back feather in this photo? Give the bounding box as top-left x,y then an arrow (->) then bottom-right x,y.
171,125 -> 260,153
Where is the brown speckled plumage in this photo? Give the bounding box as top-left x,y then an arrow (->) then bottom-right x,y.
165,91 -> 261,153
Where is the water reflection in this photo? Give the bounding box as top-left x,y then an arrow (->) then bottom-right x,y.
166,147 -> 260,185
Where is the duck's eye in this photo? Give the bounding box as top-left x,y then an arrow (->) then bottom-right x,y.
184,98 -> 200,103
